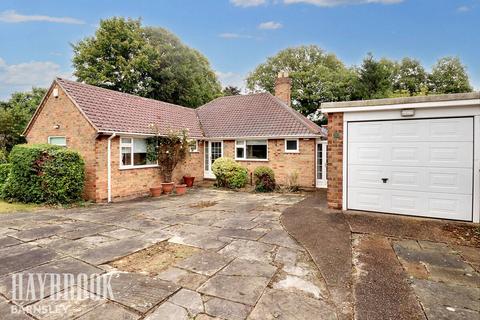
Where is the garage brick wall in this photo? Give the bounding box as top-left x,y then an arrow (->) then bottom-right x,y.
327,112 -> 343,209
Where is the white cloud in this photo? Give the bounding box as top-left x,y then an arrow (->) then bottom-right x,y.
258,21 -> 283,30
284,0 -> 403,6
457,5 -> 471,12
215,71 -> 247,92
0,58 -> 72,100
230,0 -> 267,7
0,10 -> 85,24
219,33 -> 254,39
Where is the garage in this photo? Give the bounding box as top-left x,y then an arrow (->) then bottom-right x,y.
347,117 -> 473,221
321,92 -> 480,222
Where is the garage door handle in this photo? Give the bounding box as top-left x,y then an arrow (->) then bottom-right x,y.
381,178 -> 389,183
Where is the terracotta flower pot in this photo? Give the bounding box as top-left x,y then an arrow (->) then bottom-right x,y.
175,184 -> 187,195
150,186 -> 162,197
161,182 -> 175,194
183,176 -> 195,187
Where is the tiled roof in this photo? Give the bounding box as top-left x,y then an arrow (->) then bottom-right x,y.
197,93 -> 322,138
56,78 -> 204,138
54,79 -> 322,139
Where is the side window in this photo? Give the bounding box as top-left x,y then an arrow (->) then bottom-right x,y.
48,136 -> 66,147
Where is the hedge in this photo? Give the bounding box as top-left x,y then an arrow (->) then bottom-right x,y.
2,144 -> 85,204
253,166 -> 276,192
212,157 -> 248,189
0,163 -> 11,194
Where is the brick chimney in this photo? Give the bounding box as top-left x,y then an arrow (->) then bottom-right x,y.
275,71 -> 292,106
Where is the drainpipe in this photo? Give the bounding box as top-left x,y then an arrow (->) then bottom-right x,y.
107,133 -> 117,203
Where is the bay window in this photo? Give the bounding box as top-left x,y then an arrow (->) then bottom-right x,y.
235,140 -> 268,161
120,137 -> 157,168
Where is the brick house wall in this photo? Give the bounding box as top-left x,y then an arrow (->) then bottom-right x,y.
25,84 -> 98,200
222,139 -> 316,188
327,112 -> 343,209
94,137 -> 204,202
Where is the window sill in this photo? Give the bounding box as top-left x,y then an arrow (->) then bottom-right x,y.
284,151 -> 300,154
190,151 -> 199,153
235,158 -> 269,162
119,165 -> 159,170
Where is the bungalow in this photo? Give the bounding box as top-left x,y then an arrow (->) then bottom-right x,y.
24,73 -> 326,202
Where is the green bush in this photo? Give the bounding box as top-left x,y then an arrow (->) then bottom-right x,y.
2,144 -> 85,204
254,166 -> 276,192
0,163 -> 11,194
212,157 -> 248,189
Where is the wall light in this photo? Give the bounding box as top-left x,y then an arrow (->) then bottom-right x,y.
53,124 -> 60,129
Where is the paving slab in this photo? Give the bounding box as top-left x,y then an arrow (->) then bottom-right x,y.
198,274 -> 270,306
217,228 -> 265,241
218,239 -> 276,263
101,228 -> 143,239
0,236 -> 23,248
60,225 -> 118,240
157,267 -> 208,290
204,297 -> 251,320
10,225 -> 65,242
259,230 -> 303,250
0,257 -> 103,304
394,241 -> 468,269
168,288 -> 204,316
219,258 -> 277,278
28,286 -> 104,320
0,247 -> 61,277
274,247 -> 298,268
90,272 -> 180,313
0,300 -> 34,319
411,279 -> 480,317
174,251 -> 232,276
75,302 -> 141,320
77,238 -> 151,265
144,301 -> 188,320
272,274 -> 324,299
247,289 -> 336,320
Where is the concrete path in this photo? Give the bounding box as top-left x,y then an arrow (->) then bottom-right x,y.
282,191 -> 480,320
0,189 -> 338,320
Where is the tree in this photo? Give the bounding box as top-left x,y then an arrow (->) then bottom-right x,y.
393,58 -> 428,96
429,57 -> 472,94
246,45 -> 356,117
222,86 -> 241,96
72,17 -> 221,108
0,88 -> 47,153
354,53 -> 396,100
143,27 -> 222,107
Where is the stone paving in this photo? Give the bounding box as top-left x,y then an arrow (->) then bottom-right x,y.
0,189 -> 337,320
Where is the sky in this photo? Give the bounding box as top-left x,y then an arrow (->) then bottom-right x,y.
0,0 -> 479,100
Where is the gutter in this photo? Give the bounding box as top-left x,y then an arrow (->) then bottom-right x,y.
107,133 -> 117,203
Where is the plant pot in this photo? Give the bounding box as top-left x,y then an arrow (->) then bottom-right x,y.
183,176 -> 195,187
150,186 -> 162,197
161,182 -> 175,194
175,184 -> 187,195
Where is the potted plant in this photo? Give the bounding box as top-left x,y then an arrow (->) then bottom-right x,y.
149,186 -> 162,197
175,184 -> 187,195
183,174 -> 195,187
154,129 -> 190,195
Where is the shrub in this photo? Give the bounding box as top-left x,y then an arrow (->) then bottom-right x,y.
0,148 -> 8,164
254,166 -> 276,192
0,163 -> 11,194
286,170 -> 300,192
212,157 -> 248,189
2,144 -> 85,204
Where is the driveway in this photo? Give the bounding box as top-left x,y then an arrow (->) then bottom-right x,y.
282,190 -> 480,320
0,189 -> 337,320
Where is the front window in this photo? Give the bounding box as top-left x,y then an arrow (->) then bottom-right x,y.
120,137 -> 157,168
48,136 -> 66,147
285,139 -> 299,153
236,140 -> 268,160
189,140 -> 198,152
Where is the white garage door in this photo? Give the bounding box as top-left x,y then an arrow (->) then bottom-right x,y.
347,117 -> 473,221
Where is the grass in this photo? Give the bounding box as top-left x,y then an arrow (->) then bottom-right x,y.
0,200 -> 39,214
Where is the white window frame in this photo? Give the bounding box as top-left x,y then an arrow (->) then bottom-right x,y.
284,139 -> 299,153
235,139 -> 269,161
48,136 -> 67,147
189,140 -> 199,153
119,137 -> 158,170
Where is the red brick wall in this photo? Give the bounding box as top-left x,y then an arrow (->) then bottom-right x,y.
222,139 -> 316,188
25,84 -> 98,200
94,137 -> 204,202
327,113 -> 344,209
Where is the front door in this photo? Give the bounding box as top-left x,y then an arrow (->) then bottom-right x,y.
316,140 -> 327,188
204,141 -> 223,179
